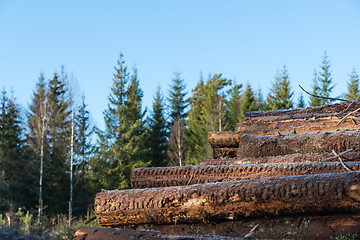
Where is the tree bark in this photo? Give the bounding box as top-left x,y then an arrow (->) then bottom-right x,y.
237,130 -> 360,158
131,162 -> 360,188
208,131 -> 242,148
242,102 -> 360,123
203,152 -> 360,165
73,227 -> 245,240
95,171 -> 360,226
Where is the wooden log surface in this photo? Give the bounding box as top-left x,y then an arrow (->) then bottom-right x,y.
203,152 -> 360,164
131,161 -> 360,188
236,117 -> 360,136
73,227 -> 246,240
242,102 -> 360,123
95,171 -> 360,226
237,130 -> 360,157
208,131 -> 242,148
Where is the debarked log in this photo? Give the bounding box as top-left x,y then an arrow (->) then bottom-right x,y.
236,117 -> 360,136
73,227 -> 245,240
242,102 -> 360,123
202,152 -> 360,165
131,162 -> 360,188
237,130 -> 360,157
95,171 -> 360,226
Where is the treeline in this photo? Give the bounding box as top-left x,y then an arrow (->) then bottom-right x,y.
0,52 -> 359,219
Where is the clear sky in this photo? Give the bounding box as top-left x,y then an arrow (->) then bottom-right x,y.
1,0 -> 360,130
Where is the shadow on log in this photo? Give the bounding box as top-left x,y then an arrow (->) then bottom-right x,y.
131,162 -> 360,188
95,171 -> 360,226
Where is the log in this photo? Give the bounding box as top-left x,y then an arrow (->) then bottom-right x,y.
237,130 -> 360,157
236,117 -> 360,136
95,171 -> 360,226
242,102 -> 360,123
213,147 -> 238,159
208,131 -> 242,148
202,152 -> 360,165
73,227 -> 246,240
131,162 -> 360,188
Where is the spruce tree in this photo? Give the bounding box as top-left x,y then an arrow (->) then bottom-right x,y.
309,70 -> 321,107
254,88 -> 265,111
239,83 -> 255,122
0,89 -> 24,212
345,68 -> 360,100
167,71 -> 188,166
267,65 -> 293,110
91,53 -> 148,190
318,52 -> 335,105
297,93 -> 306,108
147,87 -> 167,167
226,82 -> 242,130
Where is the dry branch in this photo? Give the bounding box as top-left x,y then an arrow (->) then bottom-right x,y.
95,171 -> 360,226
131,162 -> 360,188
237,130 -> 360,158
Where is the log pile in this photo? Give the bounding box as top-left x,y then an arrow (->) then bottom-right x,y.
79,102 -> 360,239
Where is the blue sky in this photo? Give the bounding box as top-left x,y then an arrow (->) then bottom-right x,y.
1,1 -> 360,129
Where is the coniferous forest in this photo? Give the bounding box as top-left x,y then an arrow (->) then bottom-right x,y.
0,51 -> 359,237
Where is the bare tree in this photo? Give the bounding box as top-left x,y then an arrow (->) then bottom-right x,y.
167,119 -> 186,166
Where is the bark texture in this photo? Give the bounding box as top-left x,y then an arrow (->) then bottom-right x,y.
131,162 -> 360,188
95,171 -> 360,226
237,130 -> 360,158
73,227 -> 245,240
208,131 -> 242,148
242,102 -> 360,123
212,147 -> 238,159
202,152 -> 360,165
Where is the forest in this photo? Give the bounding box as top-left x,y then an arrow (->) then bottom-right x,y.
0,51 -> 359,238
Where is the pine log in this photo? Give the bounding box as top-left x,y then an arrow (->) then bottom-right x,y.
208,131 -> 242,148
131,162 -> 360,188
95,171 -> 360,226
236,117 -> 360,136
73,227 -> 245,240
203,152 -> 360,165
242,102 -> 360,123
237,130 -> 360,157
213,147 -> 238,159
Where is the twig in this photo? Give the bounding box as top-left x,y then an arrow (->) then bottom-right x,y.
320,149 -> 354,162
336,107 -> 360,126
85,216 -> 96,224
299,85 -> 352,103
332,150 -> 353,172
243,224 -> 259,239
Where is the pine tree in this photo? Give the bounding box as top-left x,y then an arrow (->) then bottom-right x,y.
239,83 -> 256,122
309,70 -> 321,107
318,52 -> 335,105
0,89 -> 24,212
226,82 -> 242,130
254,88 -> 265,111
267,65 -> 293,110
345,68 -> 360,100
91,53 -> 148,190
168,72 -> 188,124
147,87 -> 167,167
297,93 -> 306,108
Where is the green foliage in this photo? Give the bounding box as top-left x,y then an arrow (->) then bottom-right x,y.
345,68 -> 360,100
239,83 -> 255,122
226,82 -> 242,130
91,53 -> 149,191
147,87 -> 168,167
318,52 -> 335,105
168,71 -> 188,123
309,70 -> 321,106
267,65 -> 293,110
186,73 -> 231,165
297,93 -> 306,108
15,208 -> 33,236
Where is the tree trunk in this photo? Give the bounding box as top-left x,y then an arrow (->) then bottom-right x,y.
212,147 -> 238,159
237,130 -> 360,158
95,171 -> 360,226
74,227 -> 245,240
202,152 -> 360,165
242,102 -> 360,123
131,162 -> 360,188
